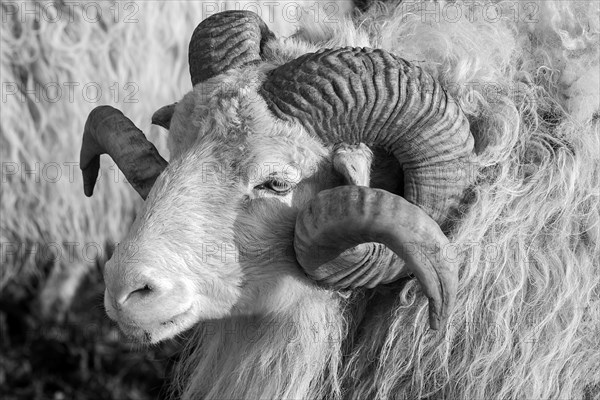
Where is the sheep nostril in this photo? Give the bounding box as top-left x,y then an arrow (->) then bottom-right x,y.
123,284 -> 154,304
136,284 -> 152,294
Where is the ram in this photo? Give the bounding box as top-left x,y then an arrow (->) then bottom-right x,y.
80,2 -> 600,399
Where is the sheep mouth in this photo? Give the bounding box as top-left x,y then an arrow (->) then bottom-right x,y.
117,305 -> 196,344
159,305 -> 194,326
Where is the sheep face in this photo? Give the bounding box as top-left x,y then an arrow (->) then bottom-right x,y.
103,73 -> 342,343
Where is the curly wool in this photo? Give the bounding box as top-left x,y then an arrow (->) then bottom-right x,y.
346,3 -> 600,398
173,1 -> 600,399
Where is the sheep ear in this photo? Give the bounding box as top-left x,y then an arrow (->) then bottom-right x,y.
332,143 -> 372,186
152,103 -> 177,130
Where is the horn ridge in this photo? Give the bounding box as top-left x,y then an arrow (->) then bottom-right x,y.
261,47 -> 474,224
189,10 -> 275,85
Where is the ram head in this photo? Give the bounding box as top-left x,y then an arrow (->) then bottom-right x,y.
80,11 -> 474,343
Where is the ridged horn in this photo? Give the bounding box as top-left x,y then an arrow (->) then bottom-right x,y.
189,10 -> 275,86
262,48 -> 474,328
80,106 -> 168,200
262,47 -> 474,224
294,186 -> 458,330
153,11 -> 276,131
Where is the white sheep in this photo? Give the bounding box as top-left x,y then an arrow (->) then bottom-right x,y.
80,2 -> 600,399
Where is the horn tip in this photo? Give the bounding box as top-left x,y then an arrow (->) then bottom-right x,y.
151,103 -> 176,130
83,183 -> 94,197
429,311 -> 440,330
151,117 -> 169,130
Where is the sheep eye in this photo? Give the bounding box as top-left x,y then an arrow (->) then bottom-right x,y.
254,179 -> 293,195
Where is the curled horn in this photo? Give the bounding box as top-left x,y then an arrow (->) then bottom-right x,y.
153,11 -> 276,128
261,48 -> 475,329
80,106 -> 168,199
295,186 -> 457,330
